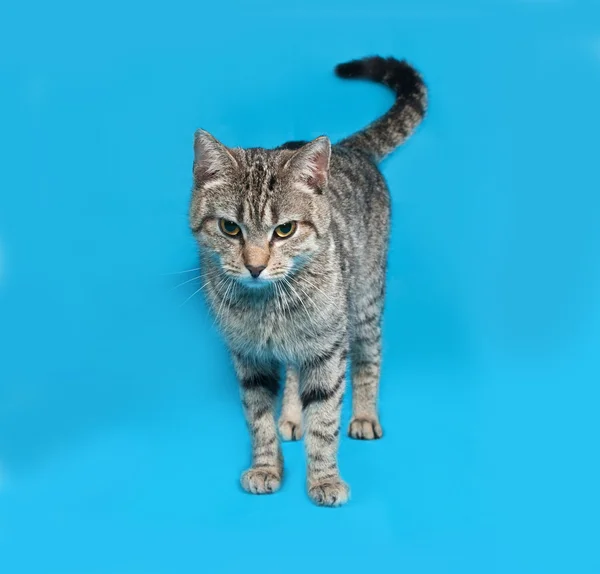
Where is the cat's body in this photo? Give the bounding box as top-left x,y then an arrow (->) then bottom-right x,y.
190,57 -> 427,506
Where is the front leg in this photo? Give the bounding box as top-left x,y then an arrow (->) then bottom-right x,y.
299,341 -> 350,507
233,354 -> 282,495
278,365 -> 303,441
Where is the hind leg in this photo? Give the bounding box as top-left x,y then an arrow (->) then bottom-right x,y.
349,296 -> 384,440
278,366 -> 303,441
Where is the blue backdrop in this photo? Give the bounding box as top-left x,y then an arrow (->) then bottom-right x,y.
1,1 -> 599,573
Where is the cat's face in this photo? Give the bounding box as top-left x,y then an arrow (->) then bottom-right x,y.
190,131 -> 332,289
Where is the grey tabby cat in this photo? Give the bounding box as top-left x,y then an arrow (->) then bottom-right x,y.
189,56 -> 427,506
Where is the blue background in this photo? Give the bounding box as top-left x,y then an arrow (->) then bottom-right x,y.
1,0 -> 599,572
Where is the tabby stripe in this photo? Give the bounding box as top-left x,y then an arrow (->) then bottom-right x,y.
353,359 -> 381,370
256,436 -> 276,449
300,373 -> 344,410
255,449 -> 276,459
241,372 -> 279,395
321,418 -> 338,429
253,462 -> 276,469
362,288 -> 385,310
353,333 -> 380,347
311,452 -> 327,463
313,472 -> 338,482
309,429 -> 337,443
355,310 -> 380,328
253,405 -> 271,420
304,338 -> 345,369
191,215 -> 211,234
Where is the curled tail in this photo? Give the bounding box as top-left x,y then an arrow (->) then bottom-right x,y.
335,56 -> 427,162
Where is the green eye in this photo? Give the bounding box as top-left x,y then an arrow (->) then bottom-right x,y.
219,219 -> 241,237
274,221 -> 297,239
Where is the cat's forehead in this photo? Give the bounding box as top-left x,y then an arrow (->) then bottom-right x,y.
239,149 -> 284,190
234,149 -> 292,228
202,147 -> 315,230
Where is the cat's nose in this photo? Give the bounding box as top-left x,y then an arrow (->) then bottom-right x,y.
245,264 -> 266,279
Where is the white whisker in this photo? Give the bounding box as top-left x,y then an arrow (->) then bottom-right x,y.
223,279 -> 238,324
171,275 -> 202,290
278,279 -> 293,316
281,276 -> 314,327
178,274 -> 220,308
300,276 -> 337,306
162,267 -> 201,276
179,286 -> 204,308
290,276 -> 331,324
274,281 -> 285,316
214,277 -> 235,327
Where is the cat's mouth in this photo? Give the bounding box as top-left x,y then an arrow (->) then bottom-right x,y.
221,265 -> 293,290
240,277 -> 271,289
236,273 -> 274,290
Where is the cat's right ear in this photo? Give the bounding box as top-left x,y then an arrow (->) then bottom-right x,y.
193,130 -> 238,187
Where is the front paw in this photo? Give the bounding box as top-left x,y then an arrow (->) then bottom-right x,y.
241,467 -> 282,495
308,478 -> 350,507
348,417 -> 383,440
278,417 -> 303,441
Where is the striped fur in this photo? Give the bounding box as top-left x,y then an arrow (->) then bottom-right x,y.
189,56 -> 427,506
336,56 -> 427,162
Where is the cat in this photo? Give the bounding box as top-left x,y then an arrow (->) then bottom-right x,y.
189,56 -> 427,506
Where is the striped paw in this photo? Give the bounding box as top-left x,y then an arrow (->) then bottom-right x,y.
308,478 -> 350,507
348,417 -> 383,440
241,467 -> 282,495
278,418 -> 303,441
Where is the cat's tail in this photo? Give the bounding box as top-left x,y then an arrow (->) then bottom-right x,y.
335,56 -> 427,162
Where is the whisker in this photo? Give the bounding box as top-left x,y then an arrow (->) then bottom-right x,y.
171,275 -> 202,290
223,279 -> 238,325
179,286 -> 204,308
279,281 -> 292,316
290,276 -> 332,324
215,277 -> 235,327
178,274 -> 221,308
162,267 -> 201,276
300,276 -> 337,305
281,276 -> 314,327
274,281 -> 285,316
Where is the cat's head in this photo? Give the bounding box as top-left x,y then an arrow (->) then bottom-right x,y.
189,130 -> 332,289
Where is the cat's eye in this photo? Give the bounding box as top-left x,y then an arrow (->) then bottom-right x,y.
219,219 -> 241,237
274,221 -> 297,239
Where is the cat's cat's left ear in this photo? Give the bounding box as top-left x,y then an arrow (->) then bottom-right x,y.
193,129 -> 238,187
284,136 -> 331,193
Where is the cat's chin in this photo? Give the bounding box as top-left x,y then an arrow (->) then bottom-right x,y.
238,277 -> 272,291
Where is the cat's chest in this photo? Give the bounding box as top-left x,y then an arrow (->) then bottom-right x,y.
222,304 -> 306,362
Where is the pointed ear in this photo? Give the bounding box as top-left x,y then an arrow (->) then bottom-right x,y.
193,129 -> 238,187
284,136 -> 331,193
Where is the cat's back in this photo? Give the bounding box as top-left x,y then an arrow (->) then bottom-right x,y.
328,144 -> 391,238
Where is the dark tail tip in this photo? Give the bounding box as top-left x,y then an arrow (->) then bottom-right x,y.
335,56 -> 425,102
334,56 -> 428,161
334,60 -> 365,79
335,56 -> 427,115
